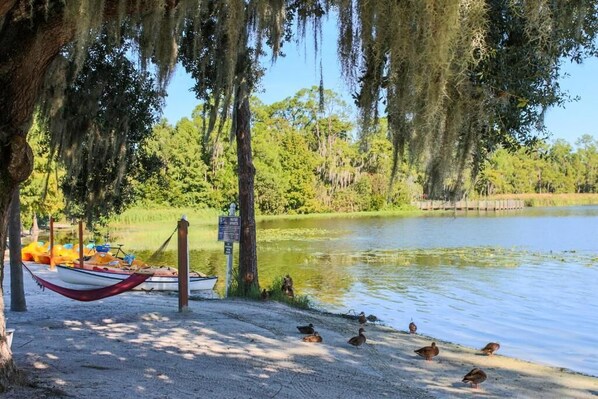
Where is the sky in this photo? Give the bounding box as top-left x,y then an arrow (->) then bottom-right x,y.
162,21 -> 598,147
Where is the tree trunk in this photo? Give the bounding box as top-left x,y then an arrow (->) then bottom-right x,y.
9,187 -> 27,312
31,213 -> 39,242
0,3 -> 74,391
0,1 -> 181,389
0,186 -> 21,392
235,80 -> 259,295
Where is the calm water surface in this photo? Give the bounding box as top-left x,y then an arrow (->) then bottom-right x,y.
132,206 -> 598,376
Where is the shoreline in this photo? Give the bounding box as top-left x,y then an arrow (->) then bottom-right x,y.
2,263 -> 598,398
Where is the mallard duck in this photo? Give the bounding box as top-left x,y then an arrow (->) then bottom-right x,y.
302,332 -> 322,343
358,312 -> 367,324
348,328 -> 367,347
297,323 -> 315,334
409,320 -> 417,334
462,368 -> 487,388
480,342 -> 500,356
261,289 -> 269,300
414,342 -> 439,360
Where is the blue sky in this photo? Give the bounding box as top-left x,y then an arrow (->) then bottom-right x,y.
163,23 -> 597,147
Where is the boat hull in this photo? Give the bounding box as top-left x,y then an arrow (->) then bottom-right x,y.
56,265 -> 217,291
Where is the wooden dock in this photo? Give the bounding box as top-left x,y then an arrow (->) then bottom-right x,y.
414,199 -> 525,211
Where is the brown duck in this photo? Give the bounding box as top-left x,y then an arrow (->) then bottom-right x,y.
409,320 -> 417,334
261,289 -> 269,300
480,342 -> 500,356
462,368 -> 487,389
414,342 -> 439,360
348,327 -> 367,347
358,312 -> 367,324
297,323 -> 315,334
302,332 -> 322,343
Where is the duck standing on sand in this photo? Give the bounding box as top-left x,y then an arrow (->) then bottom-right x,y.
302,332 -> 322,343
462,368 -> 487,389
348,328 -> 367,347
358,312 -> 367,324
409,320 -> 417,334
414,342 -> 439,361
297,323 -> 315,334
481,342 -> 500,356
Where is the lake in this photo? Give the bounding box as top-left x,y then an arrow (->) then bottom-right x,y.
119,206 -> 598,376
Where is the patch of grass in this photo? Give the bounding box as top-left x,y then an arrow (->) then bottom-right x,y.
264,276 -> 312,309
486,193 -> 598,207
256,207 -> 421,222
110,207 -> 220,225
226,274 -> 312,309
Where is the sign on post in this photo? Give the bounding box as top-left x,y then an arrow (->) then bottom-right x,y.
218,216 -> 241,242
221,204 -> 239,298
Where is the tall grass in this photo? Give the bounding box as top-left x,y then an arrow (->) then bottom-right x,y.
110,207 -> 220,225
257,206 -> 421,222
487,193 -> 598,207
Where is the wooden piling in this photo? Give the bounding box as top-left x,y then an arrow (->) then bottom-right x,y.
78,221 -> 84,268
177,217 -> 190,312
49,216 -> 54,269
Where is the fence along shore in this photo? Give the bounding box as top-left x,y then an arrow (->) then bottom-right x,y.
415,199 -> 524,211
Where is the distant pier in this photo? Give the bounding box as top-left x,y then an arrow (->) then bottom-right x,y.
414,199 -> 525,211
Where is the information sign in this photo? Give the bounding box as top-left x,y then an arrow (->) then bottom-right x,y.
218,216 -> 241,242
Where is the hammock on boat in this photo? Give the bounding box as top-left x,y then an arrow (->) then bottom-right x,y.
22,262 -> 153,302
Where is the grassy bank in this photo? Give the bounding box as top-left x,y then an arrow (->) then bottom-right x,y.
487,193 -> 598,207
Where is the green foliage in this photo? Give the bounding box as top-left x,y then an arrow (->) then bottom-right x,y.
20,118 -> 66,228
476,137 -> 598,196
136,88 -> 422,215
41,29 -> 164,226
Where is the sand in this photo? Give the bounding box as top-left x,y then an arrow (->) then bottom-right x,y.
2,262 -> 598,398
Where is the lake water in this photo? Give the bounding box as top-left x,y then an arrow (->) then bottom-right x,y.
128,206 -> 598,376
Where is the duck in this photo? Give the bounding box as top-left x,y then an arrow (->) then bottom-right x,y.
297,323 -> 315,334
462,368 -> 487,389
348,327 -> 367,347
302,332 -> 322,343
414,342 -> 439,360
480,342 -> 500,356
358,312 -> 367,324
366,314 -> 378,322
409,320 -> 417,334
261,289 -> 269,300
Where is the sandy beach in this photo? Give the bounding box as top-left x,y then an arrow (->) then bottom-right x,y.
2,262 -> 598,398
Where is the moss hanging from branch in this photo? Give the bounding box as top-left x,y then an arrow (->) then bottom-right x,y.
334,0 -> 598,199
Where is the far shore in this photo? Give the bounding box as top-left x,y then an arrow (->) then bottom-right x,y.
2,263 -> 598,399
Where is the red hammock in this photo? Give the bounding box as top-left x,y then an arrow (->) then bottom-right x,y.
22,263 -> 152,302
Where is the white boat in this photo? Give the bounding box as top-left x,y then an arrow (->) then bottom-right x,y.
56,265 -> 217,292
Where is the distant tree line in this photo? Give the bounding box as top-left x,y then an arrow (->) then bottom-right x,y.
476,135 -> 598,196
21,87 -> 598,224
137,87 -> 419,215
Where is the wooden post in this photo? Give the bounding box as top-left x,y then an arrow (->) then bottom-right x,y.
178,216 -> 190,312
78,221 -> 84,268
49,216 -> 54,269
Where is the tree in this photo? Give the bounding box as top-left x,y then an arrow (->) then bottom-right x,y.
337,0 -> 598,199
8,189 -> 26,313
0,1 -> 325,388
19,117 -> 65,230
